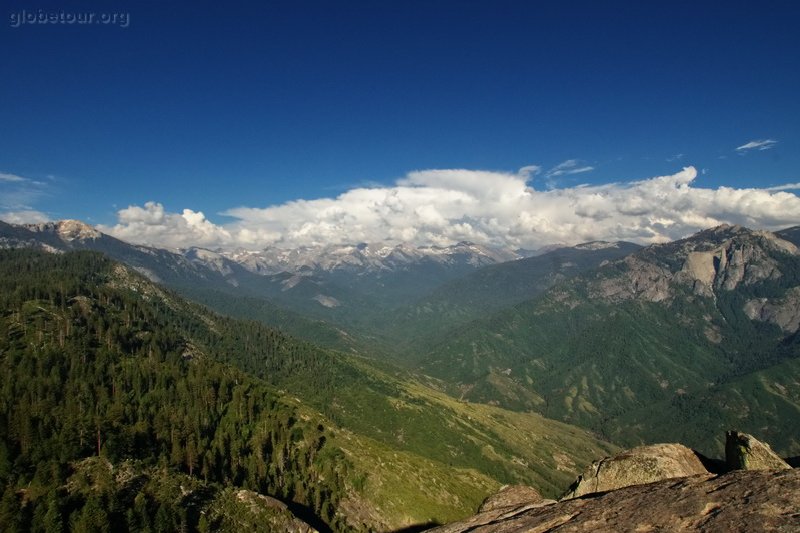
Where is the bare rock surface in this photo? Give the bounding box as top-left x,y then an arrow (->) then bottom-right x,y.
743,286 -> 800,333
591,255 -> 673,302
562,443 -> 709,499
591,225 -> 798,305
477,485 -> 553,512
725,430 -> 792,471
428,469 -> 800,532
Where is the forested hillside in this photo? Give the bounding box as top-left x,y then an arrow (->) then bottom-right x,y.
0,249 -> 616,531
0,250 -> 357,531
368,241 -> 641,352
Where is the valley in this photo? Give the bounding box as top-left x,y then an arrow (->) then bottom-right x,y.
1,219 -> 799,530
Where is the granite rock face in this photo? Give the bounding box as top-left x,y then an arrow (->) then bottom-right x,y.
477,485 -> 553,513
590,225 -> 799,304
429,469 -> 800,533
743,286 -> 800,333
561,443 -> 709,499
725,430 -> 792,471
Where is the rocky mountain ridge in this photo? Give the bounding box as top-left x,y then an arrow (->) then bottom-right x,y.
414,224 -> 800,455
0,219 -> 377,350
224,240 -> 521,276
587,224 -> 798,304
0,218 -> 644,328
1,219 -> 221,285
1,218 -> 635,281
582,224 -> 800,337
0,219 -> 521,296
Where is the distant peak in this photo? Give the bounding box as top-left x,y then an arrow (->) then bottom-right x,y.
573,241 -> 618,251
24,219 -> 101,241
185,247 -> 223,259
57,220 -> 101,240
713,223 -> 744,233
701,224 -> 747,236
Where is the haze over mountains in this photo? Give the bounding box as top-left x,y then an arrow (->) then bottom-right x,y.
2,217 -> 800,530
0,219 -> 643,345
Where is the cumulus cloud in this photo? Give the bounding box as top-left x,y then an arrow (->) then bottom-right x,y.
545,159 -> 595,178
0,210 -> 50,224
98,201 -> 233,249
736,139 -> 778,152
99,166 -> 800,251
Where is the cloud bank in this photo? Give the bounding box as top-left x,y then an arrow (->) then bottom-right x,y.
102,201 -> 234,249
99,166 -> 800,250
0,210 -> 50,224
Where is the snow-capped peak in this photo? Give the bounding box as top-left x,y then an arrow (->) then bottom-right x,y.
219,241 -> 521,275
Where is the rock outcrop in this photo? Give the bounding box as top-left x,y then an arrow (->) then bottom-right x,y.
477,485 -> 554,512
743,286 -> 800,333
591,254 -> 673,302
590,224 -> 799,304
561,443 -> 709,499
432,431 -> 799,533
429,469 -> 800,532
725,430 -> 792,471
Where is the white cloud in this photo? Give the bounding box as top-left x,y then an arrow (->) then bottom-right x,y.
0,210 -> 50,224
0,172 -> 28,183
100,166 -> 800,251
517,165 -> 541,179
765,183 -> 800,191
736,139 -> 778,152
98,201 -> 233,249
545,159 -> 595,178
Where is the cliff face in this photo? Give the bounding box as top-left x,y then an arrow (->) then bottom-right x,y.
743,286 -> 800,333
590,225 -> 799,304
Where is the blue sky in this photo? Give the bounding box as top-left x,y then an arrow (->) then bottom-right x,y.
1,1 -> 799,248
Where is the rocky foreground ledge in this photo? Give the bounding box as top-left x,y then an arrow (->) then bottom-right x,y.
430,431 -> 799,532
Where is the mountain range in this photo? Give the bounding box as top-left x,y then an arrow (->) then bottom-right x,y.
1,217 -> 800,530
413,225 -> 800,455
0,230 -> 615,531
